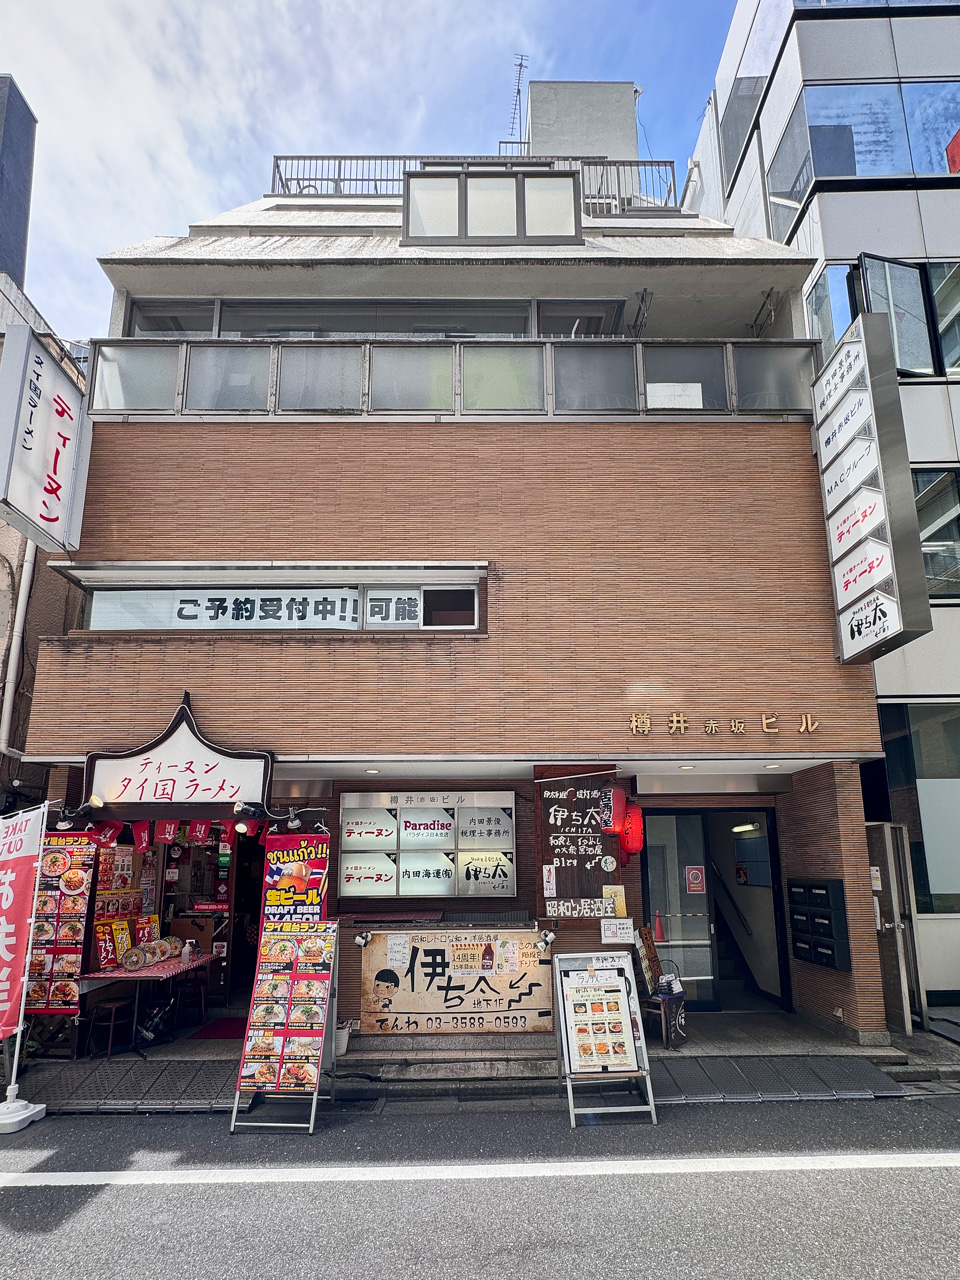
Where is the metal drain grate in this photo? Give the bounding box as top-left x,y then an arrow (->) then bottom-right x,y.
733,1057 -> 800,1102
659,1058 -> 723,1103
699,1057 -> 761,1102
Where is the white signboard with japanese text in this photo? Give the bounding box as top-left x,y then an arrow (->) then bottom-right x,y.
338,791 -> 515,899
457,849 -> 516,896
339,851 -> 398,896
822,434 -> 880,516
89,719 -> 267,806
833,537 -> 893,607
397,849 -> 457,895
340,809 -> 400,850
397,808 -> 456,850
827,486 -> 887,565
812,315 -> 932,664
817,387 -> 874,467
0,327 -> 90,552
90,588 -> 361,631
839,589 -> 903,661
813,338 -> 866,420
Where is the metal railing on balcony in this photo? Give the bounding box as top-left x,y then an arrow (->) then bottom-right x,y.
89,337 -> 817,419
271,154 -> 679,211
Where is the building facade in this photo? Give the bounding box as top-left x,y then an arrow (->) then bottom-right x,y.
0,76 -> 85,811
21,82 -> 912,1046
685,0 -> 960,1003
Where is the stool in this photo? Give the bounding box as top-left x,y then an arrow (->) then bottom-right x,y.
174,974 -> 207,1029
84,999 -> 135,1060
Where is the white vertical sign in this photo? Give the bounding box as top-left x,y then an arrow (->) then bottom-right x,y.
0,327 -> 90,552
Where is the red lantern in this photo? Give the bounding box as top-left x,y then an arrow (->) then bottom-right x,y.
619,802 -> 644,857
600,784 -> 627,834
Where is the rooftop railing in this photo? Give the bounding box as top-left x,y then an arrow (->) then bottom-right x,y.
89,337 -> 816,419
271,154 -> 678,212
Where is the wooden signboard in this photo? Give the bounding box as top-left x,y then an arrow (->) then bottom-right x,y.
539,780 -> 620,918
360,928 -> 553,1034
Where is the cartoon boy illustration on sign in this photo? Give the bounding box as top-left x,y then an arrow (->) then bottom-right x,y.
373,968 -> 400,1011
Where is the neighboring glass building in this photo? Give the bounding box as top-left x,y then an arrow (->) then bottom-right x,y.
687,0 -> 960,1000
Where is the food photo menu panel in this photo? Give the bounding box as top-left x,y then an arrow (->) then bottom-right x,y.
237,833 -> 337,1094
25,833 -> 96,1016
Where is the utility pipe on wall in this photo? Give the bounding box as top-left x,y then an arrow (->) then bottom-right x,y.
0,538 -> 36,758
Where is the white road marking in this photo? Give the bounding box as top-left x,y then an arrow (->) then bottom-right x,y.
2,1151 -> 960,1188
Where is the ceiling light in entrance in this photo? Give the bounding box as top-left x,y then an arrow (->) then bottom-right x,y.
679,765 -> 695,771
365,769 -> 380,774
764,764 -> 781,769
732,822 -> 761,834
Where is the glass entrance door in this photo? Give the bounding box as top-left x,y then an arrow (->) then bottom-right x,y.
644,813 -> 718,1008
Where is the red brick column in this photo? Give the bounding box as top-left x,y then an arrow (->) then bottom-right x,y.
776,761 -> 887,1042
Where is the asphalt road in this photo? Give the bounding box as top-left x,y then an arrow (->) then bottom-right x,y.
2,1095 -> 960,1279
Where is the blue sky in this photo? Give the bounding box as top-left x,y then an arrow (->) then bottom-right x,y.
0,0 -> 737,341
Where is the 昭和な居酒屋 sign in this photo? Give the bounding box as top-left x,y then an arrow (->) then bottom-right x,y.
539,783 -> 620,918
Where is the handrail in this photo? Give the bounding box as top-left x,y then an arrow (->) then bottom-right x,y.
710,859 -> 753,937
271,154 -> 679,209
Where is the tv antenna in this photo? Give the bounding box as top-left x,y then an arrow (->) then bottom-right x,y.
508,54 -> 529,141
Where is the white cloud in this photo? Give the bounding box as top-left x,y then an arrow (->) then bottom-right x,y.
0,0 -> 733,341
1,0 -> 550,339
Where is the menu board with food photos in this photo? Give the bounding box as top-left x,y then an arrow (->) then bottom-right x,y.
558,964 -> 639,1075
25,833 -> 96,1016
236,833 -> 337,1100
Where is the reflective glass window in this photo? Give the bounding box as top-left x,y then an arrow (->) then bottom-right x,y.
538,301 -> 624,338
914,469 -> 960,598
92,345 -> 180,411
129,300 -> 215,339
185,346 -> 270,411
734,345 -> 815,411
523,176 -> 575,237
408,177 -> 459,237
553,346 -> 637,412
879,702 -> 960,914
644,346 -> 728,411
767,96 -> 812,241
805,83 -> 912,179
277,346 -> 362,411
220,300 -> 529,338
719,0 -> 793,186
806,264 -> 857,360
929,263 -> 960,376
903,82 -> 960,176
461,346 -> 543,411
862,256 -> 935,374
369,346 -> 453,411
466,178 -> 517,237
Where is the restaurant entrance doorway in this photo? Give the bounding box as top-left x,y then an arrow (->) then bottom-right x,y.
641,809 -> 791,1012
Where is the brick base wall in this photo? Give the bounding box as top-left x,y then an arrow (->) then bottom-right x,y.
776,762 -> 887,1038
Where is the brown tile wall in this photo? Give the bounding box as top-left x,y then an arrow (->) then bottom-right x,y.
775,761 -> 886,1034
27,417 -> 881,760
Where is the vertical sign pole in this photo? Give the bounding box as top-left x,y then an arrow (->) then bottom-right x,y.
1,803 -> 49,1133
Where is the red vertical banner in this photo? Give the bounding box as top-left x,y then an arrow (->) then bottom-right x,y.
91,820 -> 123,848
155,819 -> 180,844
237,833 -> 335,1094
0,807 -> 49,1042
130,821 -> 150,854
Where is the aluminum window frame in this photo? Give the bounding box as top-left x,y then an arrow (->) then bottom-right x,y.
400,168 -> 584,247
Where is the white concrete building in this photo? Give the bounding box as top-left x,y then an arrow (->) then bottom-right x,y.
685,0 -> 960,1004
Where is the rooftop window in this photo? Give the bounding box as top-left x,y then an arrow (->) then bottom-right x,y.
402,170 -> 582,246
